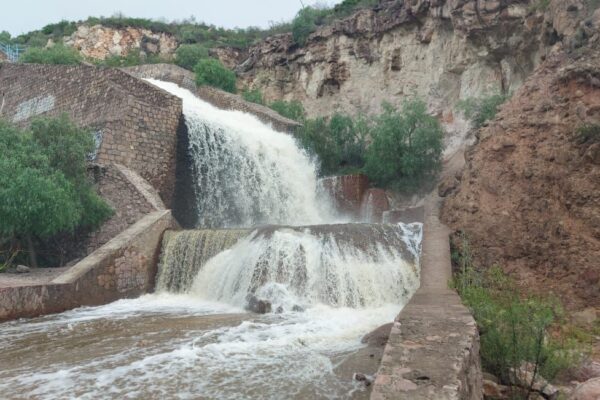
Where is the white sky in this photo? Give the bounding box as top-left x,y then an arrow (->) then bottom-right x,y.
2,0 -> 342,36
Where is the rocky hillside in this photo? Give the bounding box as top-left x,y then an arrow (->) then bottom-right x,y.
441,7 -> 600,310
235,0 -> 586,156
63,25 -> 177,60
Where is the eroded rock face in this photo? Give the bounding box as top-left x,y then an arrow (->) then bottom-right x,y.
441,32 -> 600,309
63,25 -> 178,60
237,0 -> 587,154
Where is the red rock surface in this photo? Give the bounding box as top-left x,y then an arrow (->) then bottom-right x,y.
319,174 -> 369,217
442,41 -> 600,310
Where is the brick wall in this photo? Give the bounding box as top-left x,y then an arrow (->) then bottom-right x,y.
0,63 -> 182,206
124,63 -> 302,134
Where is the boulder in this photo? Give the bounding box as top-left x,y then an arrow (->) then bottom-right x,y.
570,377 -> 600,400
15,265 -> 30,273
510,363 -> 559,400
572,308 -> 598,326
354,373 -> 373,387
245,295 -> 272,314
483,379 -> 510,399
361,322 -> 393,346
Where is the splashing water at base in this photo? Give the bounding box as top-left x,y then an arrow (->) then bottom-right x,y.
0,223 -> 421,400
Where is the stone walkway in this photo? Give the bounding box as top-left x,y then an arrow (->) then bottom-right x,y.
0,267 -> 69,288
371,150 -> 483,399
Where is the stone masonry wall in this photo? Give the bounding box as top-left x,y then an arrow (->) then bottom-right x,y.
124,64 -> 301,134
0,63 -> 182,206
0,210 -> 176,321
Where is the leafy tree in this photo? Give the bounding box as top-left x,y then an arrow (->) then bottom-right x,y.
269,99 -> 305,121
299,113 -> 368,175
242,88 -> 265,105
194,58 -> 237,93
364,100 -> 443,191
21,44 -> 82,65
175,44 -> 209,70
0,116 -> 112,267
0,31 -> 11,43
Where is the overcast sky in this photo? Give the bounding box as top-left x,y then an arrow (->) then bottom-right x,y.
2,0 -> 342,36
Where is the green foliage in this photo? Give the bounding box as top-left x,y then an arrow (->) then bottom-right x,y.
0,31 -> 11,43
298,113 -> 368,175
194,58 -> 237,93
458,93 -> 508,128
529,0 -> 551,12
292,7 -> 321,46
242,88 -> 265,105
41,20 -> 78,38
364,100 -> 444,191
576,123 -> 600,144
175,44 -> 209,71
21,44 -> 82,65
451,236 -> 583,389
269,100 -> 306,121
0,116 -> 112,267
97,49 -> 168,67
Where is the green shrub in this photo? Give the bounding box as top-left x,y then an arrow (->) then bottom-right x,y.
458,93 -> 508,128
577,123 -> 600,144
364,100 -> 443,191
0,116 -> 112,267
298,113 -> 368,175
41,20 -> 78,38
269,99 -> 305,121
242,88 -> 265,105
21,44 -> 82,65
98,49 -> 167,67
194,58 -> 237,93
175,44 -> 209,70
292,7 -> 320,46
451,236 -> 583,389
0,31 -> 11,43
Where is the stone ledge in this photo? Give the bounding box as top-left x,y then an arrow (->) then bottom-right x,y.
0,210 -> 177,321
371,193 -> 482,399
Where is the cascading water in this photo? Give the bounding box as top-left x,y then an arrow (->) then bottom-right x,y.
157,229 -> 250,292
0,79 -> 424,400
179,223 -> 422,311
147,79 -> 337,228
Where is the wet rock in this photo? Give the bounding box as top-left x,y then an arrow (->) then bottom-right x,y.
353,373 -> 373,387
15,265 -> 30,273
245,295 -> 272,314
291,305 -> 304,312
361,322 -> 392,346
438,176 -> 458,197
510,363 -> 559,400
570,377 -> 600,400
275,306 -> 284,314
483,379 -> 510,399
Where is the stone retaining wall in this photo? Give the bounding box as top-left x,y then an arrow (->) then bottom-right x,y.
0,210 -> 176,321
0,63 -> 182,206
123,63 -> 301,133
371,194 -> 482,399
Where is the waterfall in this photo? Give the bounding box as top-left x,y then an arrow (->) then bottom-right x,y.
156,229 -> 250,292
147,79 -> 337,228
158,223 -> 422,311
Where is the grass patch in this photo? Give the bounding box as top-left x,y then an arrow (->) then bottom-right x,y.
577,123 -> 600,144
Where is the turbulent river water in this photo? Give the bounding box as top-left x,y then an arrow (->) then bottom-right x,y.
0,80 -> 422,400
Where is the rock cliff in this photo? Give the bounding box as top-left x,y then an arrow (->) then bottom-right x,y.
63,25 -> 178,60
237,0 -> 587,155
441,7 -> 600,310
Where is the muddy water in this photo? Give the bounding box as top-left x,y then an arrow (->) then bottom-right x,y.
0,294 -> 393,399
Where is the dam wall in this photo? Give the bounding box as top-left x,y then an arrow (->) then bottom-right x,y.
0,63 -> 182,206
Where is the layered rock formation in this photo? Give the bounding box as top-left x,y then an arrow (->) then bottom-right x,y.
237,0 -> 587,154
441,8 -> 600,309
63,25 -> 177,60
